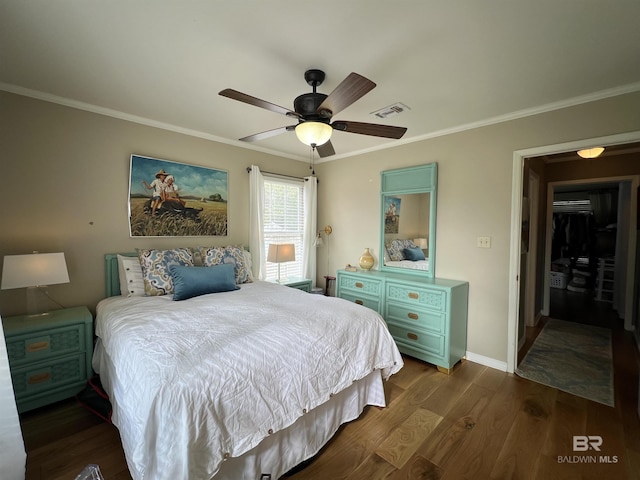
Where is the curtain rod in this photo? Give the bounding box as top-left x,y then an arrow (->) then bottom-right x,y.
246,167 -> 317,182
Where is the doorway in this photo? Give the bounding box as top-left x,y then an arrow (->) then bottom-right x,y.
548,182 -> 621,328
507,131 -> 640,373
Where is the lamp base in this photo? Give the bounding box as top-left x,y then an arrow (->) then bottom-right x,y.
26,286 -> 50,316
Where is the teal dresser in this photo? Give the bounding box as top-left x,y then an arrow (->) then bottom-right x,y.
2,306 -> 93,413
337,269 -> 468,373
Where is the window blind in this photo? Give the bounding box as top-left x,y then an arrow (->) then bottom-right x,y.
263,176 -> 304,280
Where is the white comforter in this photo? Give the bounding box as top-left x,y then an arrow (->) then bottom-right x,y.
94,281 -> 403,480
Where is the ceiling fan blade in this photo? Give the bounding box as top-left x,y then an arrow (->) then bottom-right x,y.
316,140 -> 336,158
239,125 -> 296,142
219,89 -> 301,119
316,73 -> 376,117
332,121 -> 407,139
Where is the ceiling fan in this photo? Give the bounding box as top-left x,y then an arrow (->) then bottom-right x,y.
219,69 -> 407,157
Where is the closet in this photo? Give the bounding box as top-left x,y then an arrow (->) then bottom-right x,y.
550,186 -> 618,300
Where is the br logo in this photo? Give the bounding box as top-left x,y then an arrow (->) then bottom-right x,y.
573,435 -> 603,452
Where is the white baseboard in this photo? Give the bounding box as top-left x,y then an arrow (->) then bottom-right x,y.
465,351 -> 508,372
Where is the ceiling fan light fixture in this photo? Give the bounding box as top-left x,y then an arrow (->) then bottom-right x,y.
295,121 -> 332,147
577,147 -> 605,159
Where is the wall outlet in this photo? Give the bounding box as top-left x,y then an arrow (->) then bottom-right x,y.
477,236 -> 492,248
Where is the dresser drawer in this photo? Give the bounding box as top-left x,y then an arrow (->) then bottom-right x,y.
386,282 -> 447,312
11,353 -> 87,400
340,291 -> 382,312
338,274 -> 382,296
5,324 -> 86,368
385,302 -> 445,333
386,322 -> 445,358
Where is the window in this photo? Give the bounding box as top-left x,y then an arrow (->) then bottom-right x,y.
263,176 -> 305,280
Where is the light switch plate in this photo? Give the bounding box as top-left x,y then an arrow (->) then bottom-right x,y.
477,236 -> 491,248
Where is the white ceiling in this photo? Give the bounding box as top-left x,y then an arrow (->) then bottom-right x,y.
2,1 -> 640,162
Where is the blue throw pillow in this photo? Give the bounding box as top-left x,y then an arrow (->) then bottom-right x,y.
404,247 -> 426,261
169,263 -> 239,301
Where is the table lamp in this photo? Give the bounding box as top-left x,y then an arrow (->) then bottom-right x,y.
1,252 -> 70,315
413,237 -> 428,253
267,244 -> 295,283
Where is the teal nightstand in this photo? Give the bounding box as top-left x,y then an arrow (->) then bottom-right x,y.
268,277 -> 312,292
2,306 -> 93,413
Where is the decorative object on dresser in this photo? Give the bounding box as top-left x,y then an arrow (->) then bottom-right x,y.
2,306 -> 93,412
359,248 -> 375,270
337,269 -> 468,373
267,243 -> 296,283
1,252 -> 70,315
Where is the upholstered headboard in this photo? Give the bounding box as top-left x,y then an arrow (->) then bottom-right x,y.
104,252 -> 137,298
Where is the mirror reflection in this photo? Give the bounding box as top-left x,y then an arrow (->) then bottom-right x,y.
383,192 -> 431,272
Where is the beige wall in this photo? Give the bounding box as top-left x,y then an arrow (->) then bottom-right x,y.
315,91 -> 640,363
2,89 -> 640,365
0,91 -> 309,317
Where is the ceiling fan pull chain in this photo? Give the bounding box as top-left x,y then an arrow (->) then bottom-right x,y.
309,144 -> 317,176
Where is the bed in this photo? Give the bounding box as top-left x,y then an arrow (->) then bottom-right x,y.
93,252 -> 403,479
385,259 -> 429,271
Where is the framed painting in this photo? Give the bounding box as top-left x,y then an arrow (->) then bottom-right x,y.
383,196 -> 401,234
128,154 -> 228,237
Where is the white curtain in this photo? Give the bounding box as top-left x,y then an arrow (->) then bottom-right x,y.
0,315 -> 26,480
303,175 -> 318,287
249,165 -> 266,280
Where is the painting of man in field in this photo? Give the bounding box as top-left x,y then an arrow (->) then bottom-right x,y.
129,154 -> 228,237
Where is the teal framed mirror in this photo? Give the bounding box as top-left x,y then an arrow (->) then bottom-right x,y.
380,163 -> 437,278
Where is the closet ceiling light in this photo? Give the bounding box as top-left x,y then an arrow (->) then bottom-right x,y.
577,147 -> 605,159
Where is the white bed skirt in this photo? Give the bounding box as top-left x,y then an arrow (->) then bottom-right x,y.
217,368 -> 384,479
94,340 -> 386,479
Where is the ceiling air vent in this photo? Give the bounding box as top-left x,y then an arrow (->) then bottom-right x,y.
371,102 -> 410,119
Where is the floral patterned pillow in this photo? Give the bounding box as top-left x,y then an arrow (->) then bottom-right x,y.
387,239 -> 417,261
198,245 -> 252,284
137,248 -> 194,296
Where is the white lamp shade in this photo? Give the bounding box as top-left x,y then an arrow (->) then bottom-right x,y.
1,253 -> 69,289
295,122 -> 332,146
413,238 -> 428,249
267,244 -> 296,263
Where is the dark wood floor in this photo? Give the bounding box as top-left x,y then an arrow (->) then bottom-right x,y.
19,291 -> 640,479
549,286 -> 623,328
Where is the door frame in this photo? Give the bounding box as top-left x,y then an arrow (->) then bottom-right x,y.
507,131 -> 640,373
524,170 -> 540,327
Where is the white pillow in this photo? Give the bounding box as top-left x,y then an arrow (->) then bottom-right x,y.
242,249 -> 255,282
117,254 -> 145,297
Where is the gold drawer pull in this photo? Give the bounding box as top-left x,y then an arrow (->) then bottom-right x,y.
26,341 -> 50,353
408,292 -> 419,299
407,333 -> 419,341
407,312 -> 419,320
355,299 -> 364,305
28,372 -> 51,384
355,282 -> 364,288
